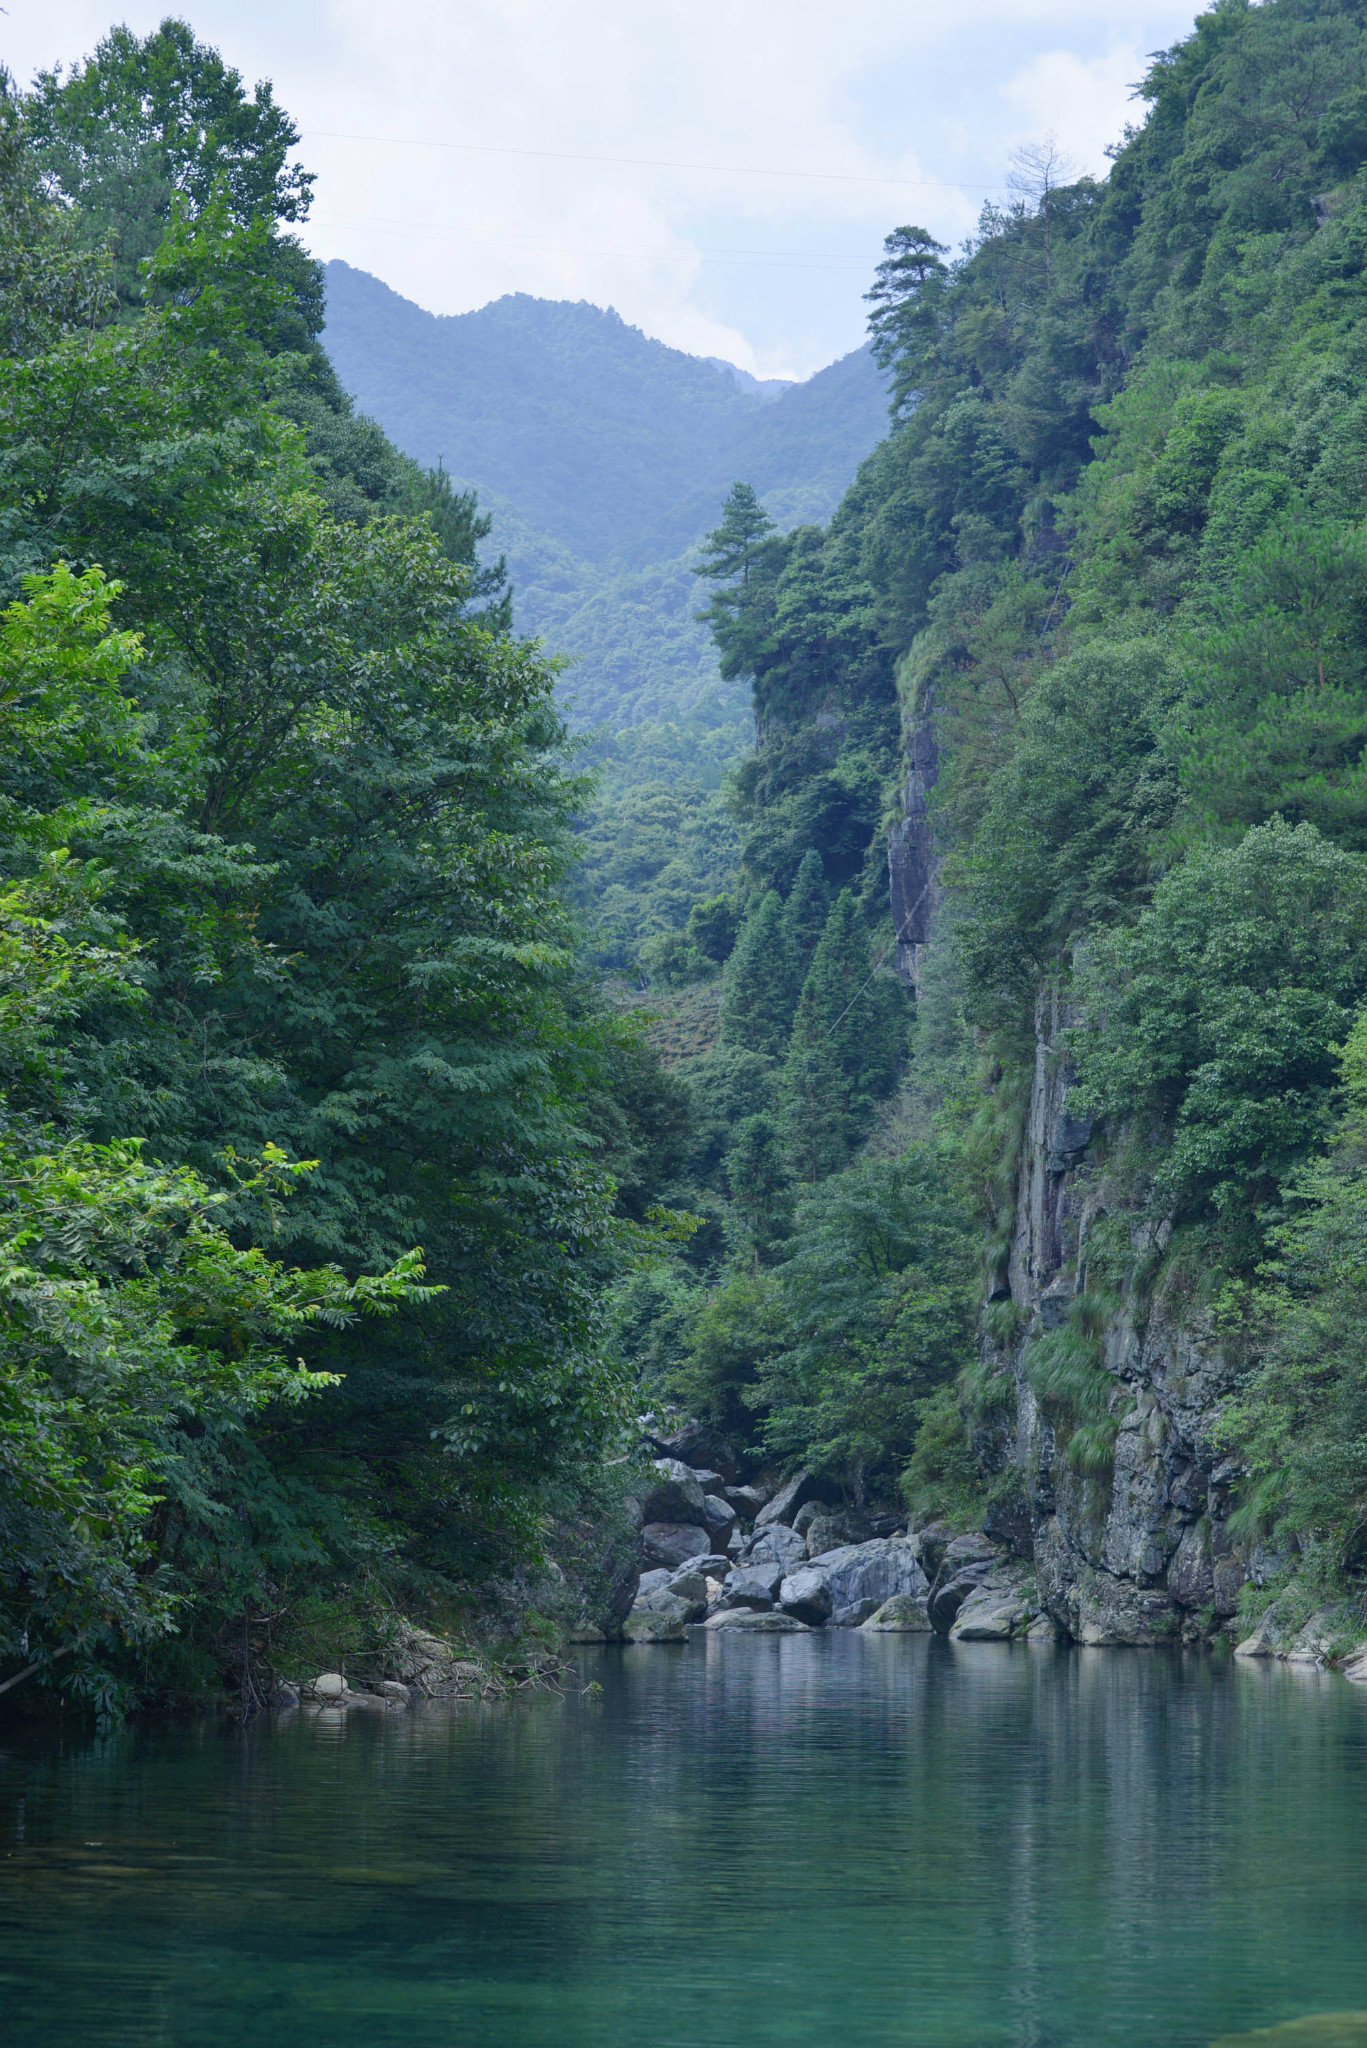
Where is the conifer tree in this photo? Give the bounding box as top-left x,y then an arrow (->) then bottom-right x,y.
780,849 -> 829,1007
724,1112 -> 792,1269
781,891 -> 907,1172
720,890 -> 792,1057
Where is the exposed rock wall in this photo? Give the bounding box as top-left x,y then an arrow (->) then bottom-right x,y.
990,991 -> 1248,1645
887,711 -> 940,988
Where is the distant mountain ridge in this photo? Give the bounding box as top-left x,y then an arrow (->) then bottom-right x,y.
320,261 -> 889,725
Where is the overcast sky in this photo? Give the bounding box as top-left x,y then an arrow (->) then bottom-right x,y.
12,2 -> 1201,379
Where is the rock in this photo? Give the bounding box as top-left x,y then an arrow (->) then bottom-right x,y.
567,1626 -> 608,1643
311,1671 -> 347,1701
928,1559 -> 996,1635
912,1522 -> 952,1580
1234,1603 -> 1285,1659
636,1567 -> 673,1598
949,1565 -> 1040,1641
388,1628 -> 487,1696
269,1682 -> 301,1708
1343,1648 -> 1367,1684
641,1458 -> 708,1527
738,1524 -> 808,1571
942,1531 -> 998,1568
378,1680 -> 411,1705
651,1422 -> 737,1482
624,1609 -> 687,1643
778,1538 -> 929,1627
641,1521 -> 712,1568
673,1552 -> 731,1579
642,1574 -> 708,1622
702,1493 -> 738,1546
703,1609 -> 811,1632
780,1567 -> 835,1625
806,1509 -> 872,1558
716,1563 -> 784,1610
724,1484 -> 767,1520
726,1526 -> 745,1557
860,1594 -> 931,1632
754,1467 -> 842,1530
344,1690 -> 389,1711
982,1491 -> 1034,1558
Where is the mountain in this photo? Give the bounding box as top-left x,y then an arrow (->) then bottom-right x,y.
320,263 -> 888,725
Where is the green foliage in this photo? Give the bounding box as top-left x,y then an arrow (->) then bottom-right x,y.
754,1150 -> 975,1493
1073,819 -> 1367,1229
720,891 -> 792,1055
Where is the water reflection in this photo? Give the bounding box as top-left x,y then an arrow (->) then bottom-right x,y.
1,1635 -> 1364,2048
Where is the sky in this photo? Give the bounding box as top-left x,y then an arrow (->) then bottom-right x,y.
11,1 -> 1202,380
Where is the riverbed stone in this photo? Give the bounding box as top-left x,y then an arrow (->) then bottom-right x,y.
642,1521 -> 712,1567
312,1672 -> 347,1700
754,1467 -> 842,1530
650,1421 -> 738,1482
739,1524 -> 808,1571
860,1594 -> 931,1632
377,1680 -> 411,1705
723,1484 -> 768,1520
624,1609 -> 687,1643
949,1565 -> 1040,1641
642,1459 -> 708,1527
703,1609 -> 811,1632
702,1494 -> 738,1546
779,1567 -> 835,1625
717,1563 -> 783,1609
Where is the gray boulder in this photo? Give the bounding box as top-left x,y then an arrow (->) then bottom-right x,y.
754,1467 -> 842,1529
949,1565 -> 1040,1641
928,1557 -> 997,1634
717,1563 -> 784,1610
638,1575 -> 708,1622
860,1594 -> 932,1632
739,1524 -> 808,1571
636,1567 -> 673,1598
724,1484 -> 768,1520
671,1553 -> 730,1580
642,1458 -> 708,1527
642,1522 -> 712,1568
651,1422 -> 737,1482
624,1609 -> 688,1643
702,1493 -> 738,1546
778,1567 -> 834,1625
779,1538 -> 929,1628
703,1609 -> 811,1633
806,1509 -> 872,1558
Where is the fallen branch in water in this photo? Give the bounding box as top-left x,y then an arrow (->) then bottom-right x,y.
0,1644 -> 75,1698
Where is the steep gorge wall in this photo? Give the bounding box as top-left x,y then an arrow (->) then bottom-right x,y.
986,995 -> 1249,1645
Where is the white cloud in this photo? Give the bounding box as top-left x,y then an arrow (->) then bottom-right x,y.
15,0 -> 1201,374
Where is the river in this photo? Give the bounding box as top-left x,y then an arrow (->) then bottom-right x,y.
2,1633 -> 1365,2046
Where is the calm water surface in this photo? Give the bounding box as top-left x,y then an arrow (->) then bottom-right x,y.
2,1634 -> 1366,2047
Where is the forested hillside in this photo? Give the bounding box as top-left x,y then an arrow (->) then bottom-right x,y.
0,21 -> 688,1710
321,261 -> 888,729
628,0 -> 1367,1641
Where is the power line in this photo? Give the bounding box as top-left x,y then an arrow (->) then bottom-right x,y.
304,129 -> 999,195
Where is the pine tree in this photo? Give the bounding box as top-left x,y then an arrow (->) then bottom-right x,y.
694,481 -> 776,587
724,1112 -> 792,1268
780,849 -> 829,1007
781,892 -> 907,1172
720,891 -> 793,1057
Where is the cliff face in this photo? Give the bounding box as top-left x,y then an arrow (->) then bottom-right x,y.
985,993 -> 1249,1645
886,713 -> 940,988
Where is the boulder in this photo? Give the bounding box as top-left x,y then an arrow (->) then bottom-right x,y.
738,1524 -> 808,1571
671,1553 -> 731,1580
702,1494 -> 738,1546
637,1578 -> 708,1623
754,1467 -> 842,1530
1343,1646 -> 1367,1684
703,1609 -> 811,1632
624,1609 -> 687,1644
928,1559 -> 996,1634
779,1567 -> 835,1626
806,1509 -> 872,1559
311,1671 -> 347,1701
949,1565 -> 1040,1641
651,1422 -> 737,1483
860,1594 -> 932,1633
716,1563 -> 784,1610
636,1567 -> 674,1598
723,1484 -> 768,1520
793,1501 -> 822,1536
642,1522 -> 712,1568
269,1682 -> 301,1708
690,1468 -> 726,1493
641,1458 -> 708,1527
378,1680 -> 411,1705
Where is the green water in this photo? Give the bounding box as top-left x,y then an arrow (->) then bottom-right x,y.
2,1634 -> 1366,2047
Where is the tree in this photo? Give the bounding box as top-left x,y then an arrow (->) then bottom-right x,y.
724,1113 -> 792,1270
782,891 -> 906,1159
863,225 -> 948,416
780,848 -> 829,1003
720,891 -> 795,1057
693,483 -> 783,685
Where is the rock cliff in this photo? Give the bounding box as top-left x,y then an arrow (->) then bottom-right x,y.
981,988 -> 1249,1645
